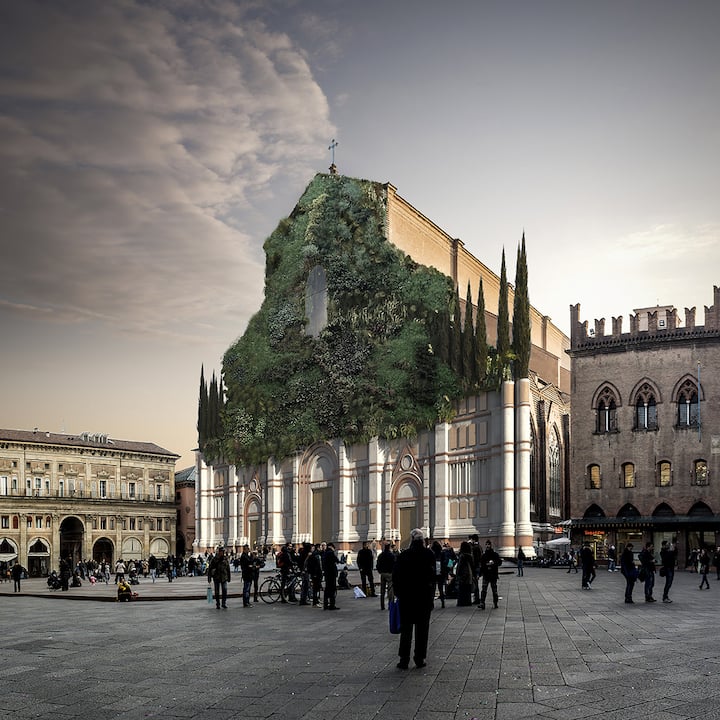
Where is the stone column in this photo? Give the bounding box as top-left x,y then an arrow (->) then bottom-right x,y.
498,380 -> 516,554
514,378 -> 534,554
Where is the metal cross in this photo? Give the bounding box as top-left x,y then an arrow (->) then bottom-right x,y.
328,138 -> 338,164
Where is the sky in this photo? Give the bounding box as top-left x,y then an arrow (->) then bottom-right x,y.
1,0 -> 718,470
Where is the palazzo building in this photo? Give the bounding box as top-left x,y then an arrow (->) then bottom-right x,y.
195,172 -> 570,557
0,428 -> 179,575
567,286 -> 720,564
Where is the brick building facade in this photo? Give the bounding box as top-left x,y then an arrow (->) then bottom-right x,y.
567,286 -> 720,565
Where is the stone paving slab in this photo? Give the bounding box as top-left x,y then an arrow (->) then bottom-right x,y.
1,568 -> 719,719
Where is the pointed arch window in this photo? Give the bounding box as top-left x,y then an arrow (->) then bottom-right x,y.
634,384 -> 658,430
677,379 -> 699,427
596,386 -> 619,433
548,429 -> 561,515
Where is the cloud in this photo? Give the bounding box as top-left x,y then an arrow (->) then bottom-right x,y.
0,0 -> 334,341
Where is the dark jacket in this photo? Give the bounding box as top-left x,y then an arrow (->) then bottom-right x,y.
376,548 -> 396,574
620,547 -> 636,577
323,549 -> 338,588
357,547 -> 374,572
479,547 -> 502,580
392,539 -> 435,611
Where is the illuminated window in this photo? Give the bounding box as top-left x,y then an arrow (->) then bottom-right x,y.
693,460 -> 708,486
657,461 -> 672,487
588,464 -> 601,489
622,463 -> 635,488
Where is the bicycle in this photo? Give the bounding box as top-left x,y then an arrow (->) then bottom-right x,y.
259,569 -> 301,604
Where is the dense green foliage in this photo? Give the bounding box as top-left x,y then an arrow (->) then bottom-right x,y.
197,174 -> 531,465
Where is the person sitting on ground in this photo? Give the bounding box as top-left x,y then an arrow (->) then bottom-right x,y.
117,579 -> 133,601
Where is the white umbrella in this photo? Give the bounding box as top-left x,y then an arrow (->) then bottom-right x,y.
545,537 -> 571,548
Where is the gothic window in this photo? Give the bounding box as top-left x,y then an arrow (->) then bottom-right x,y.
657,461 -> 672,487
595,386 -> 619,433
622,463 -> 635,488
305,265 -> 328,338
634,387 -> 658,430
587,464 -> 601,489
529,424 -> 537,514
548,429 -> 561,514
677,379 -> 699,427
693,460 -> 708,486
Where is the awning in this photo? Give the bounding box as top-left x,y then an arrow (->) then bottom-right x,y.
0,552 -> 18,562
569,515 -> 720,529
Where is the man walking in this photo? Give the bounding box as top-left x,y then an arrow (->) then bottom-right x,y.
392,528 -> 435,669
659,539 -> 676,603
638,541 -> 656,603
357,540 -> 376,597
478,540 -> 502,610
207,545 -> 231,609
239,544 -> 254,608
620,542 -> 637,603
580,542 -> 595,589
376,543 -> 396,610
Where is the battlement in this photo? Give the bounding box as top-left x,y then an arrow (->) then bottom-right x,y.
569,285 -> 720,351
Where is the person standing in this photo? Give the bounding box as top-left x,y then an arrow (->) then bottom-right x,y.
469,534 -> 482,604
638,541 -> 656,602
607,544 -> 617,572
306,544 -> 324,607
478,540 -> 502,610
431,541 -> 447,607
356,541 -> 376,597
207,545 -> 231,609
376,543 -> 396,610
455,541 -> 474,607
148,554 -> 158,583
620,543 -> 637,603
580,542 -> 595,590
392,528 -> 435,669
517,547 -> 526,577
322,543 -> 340,610
276,542 -> 297,603
698,547 -> 711,589
712,547 -> 720,581
239,545 -> 254,608
11,561 -> 25,592
659,539 -> 677,603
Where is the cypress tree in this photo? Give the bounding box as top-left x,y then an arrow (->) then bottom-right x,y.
462,282 -> 476,386
475,277 -> 488,383
208,373 -> 219,440
450,285 -> 462,375
197,365 -> 208,447
496,249 -> 510,363
512,233 -> 531,379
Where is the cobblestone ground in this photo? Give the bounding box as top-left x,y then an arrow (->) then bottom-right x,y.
1,567 -> 719,719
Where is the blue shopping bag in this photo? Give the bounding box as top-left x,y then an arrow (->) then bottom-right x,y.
207,586 -> 214,604
388,598 -> 401,634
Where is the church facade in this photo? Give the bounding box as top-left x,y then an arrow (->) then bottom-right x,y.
567,287 -> 720,564
195,173 -> 570,557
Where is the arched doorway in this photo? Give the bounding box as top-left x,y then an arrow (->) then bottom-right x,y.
245,496 -> 261,549
394,478 -> 421,548
27,538 -> 50,577
59,516 -> 84,566
93,538 -> 114,564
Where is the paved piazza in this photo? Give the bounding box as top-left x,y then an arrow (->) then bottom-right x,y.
1,567 -> 719,720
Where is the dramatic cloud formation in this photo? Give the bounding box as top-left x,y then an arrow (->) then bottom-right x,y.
0,0 -> 332,338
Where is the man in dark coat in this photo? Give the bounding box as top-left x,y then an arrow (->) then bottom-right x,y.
478,540 -> 502,610
392,528 -> 436,669
322,543 -> 340,610
356,540 -> 376,597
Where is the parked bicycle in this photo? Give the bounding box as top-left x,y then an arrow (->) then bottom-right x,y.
259,569 -> 301,604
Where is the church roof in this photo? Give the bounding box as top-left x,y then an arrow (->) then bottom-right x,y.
0,428 -> 179,458
175,465 -> 197,487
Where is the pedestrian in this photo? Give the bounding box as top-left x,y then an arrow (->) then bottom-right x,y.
322,543 -> 340,610
712,547 -> 720,581
430,541 -> 447,607
566,548 -> 578,573
455,541 -> 474,607
276,542 -> 297,603
517,546 -> 526,576
620,542 -> 637,603
306,543 -> 324,607
376,542 -> 396,610
296,542 -> 312,605
469,534 -> 482,604
239,544 -> 254,608
607,544 -> 617,572
638,541 -> 656,602
207,545 -> 231,609
659,539 -> 676,603
148,554 -> 157,583
11,561 -> 25,592
698,547 -> 711,589
392,528 -> 435,670
580,542 -> 595,589
478,539 -> 502,610
114,558 -> 126,584
357,540 -> 376,597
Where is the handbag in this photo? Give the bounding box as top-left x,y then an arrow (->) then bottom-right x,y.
659,567 -> 667,577
388,598 -> 401,634
637,567 -> 647,582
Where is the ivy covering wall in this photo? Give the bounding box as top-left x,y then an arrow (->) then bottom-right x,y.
198,173 -> 528,466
